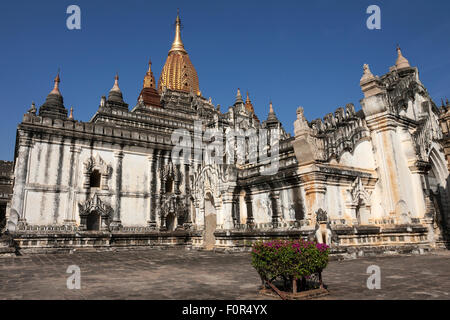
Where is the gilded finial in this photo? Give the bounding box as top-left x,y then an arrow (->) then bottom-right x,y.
50,69 -> 61,96
269,101 -> 274,113
246,91 -> 251,103
144,58 -> 156,89
169,9 -> 187,54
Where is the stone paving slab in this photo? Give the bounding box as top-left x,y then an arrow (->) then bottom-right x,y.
0,249 -> 449,300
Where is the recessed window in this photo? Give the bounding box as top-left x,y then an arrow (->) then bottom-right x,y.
166,178 -> 174,194
90,170 -> 101,188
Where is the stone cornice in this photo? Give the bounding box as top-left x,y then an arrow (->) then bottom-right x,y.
19,114 -> 175,151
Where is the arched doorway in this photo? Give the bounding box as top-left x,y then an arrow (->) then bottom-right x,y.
86,210 -> 101,231
204,193 -> 216,250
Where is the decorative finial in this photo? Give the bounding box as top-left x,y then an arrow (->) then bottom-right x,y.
143,58 -> 156,89
235,88 -> 244,104
100,96 -> 106,107
169,9 -> 187,54
28,101 -> 37,115
360,63 -> 376,84
111,73 -> 121,92
69,106 -> 74,120
246,91 -> 251,103
395,44 -> 410,69
269,101 -> 274,113
50,70 -> 61,95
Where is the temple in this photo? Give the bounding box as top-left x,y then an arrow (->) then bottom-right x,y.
2,13 -> 449,257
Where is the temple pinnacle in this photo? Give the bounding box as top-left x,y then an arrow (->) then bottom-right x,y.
69,106 -> 74,120
395,45 -> 410,69
50,71 -> 61,96
169,10 -> 187,54
111,73 -> 121,92
235,88 -> 244,104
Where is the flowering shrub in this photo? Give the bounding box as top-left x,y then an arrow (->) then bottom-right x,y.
251,239 -> 329,287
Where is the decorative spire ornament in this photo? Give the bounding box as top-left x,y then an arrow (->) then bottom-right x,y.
360,63 -> 375,84
39,71 -> 67,119
28,101 -> 37,115
108,73 -> 125,104
169,9 -> 187,54
395,45 -> 410,69
50,71 -> 61,96
235,88 -> 244,104
69,106 -> 74,120
143,59 -> 156,89
111,73 -> 121,92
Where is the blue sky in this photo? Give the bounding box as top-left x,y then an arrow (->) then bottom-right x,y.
0,0 -> 449,160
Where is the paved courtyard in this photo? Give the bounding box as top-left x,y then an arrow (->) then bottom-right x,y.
0,249 -> 449,300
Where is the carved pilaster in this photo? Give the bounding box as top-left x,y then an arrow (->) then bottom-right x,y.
147,153 -> 157,229
302,174 -> 327,226
64,145 -> 81,225
8,132 -> 33,231
110,151 -> 124,230
270,190 -> 282,228
244,192 -> 255,229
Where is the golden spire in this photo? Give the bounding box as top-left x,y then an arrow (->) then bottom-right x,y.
244,91 -> 259,121
269,101 -> 274,113
50,71 -> 61,96
158,10 -> 200,95
169,9 -> 187,54
143,59 -> 156,89
245,91 -> 254,112
246,91 -> 251,104
396,45 -> 410,69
